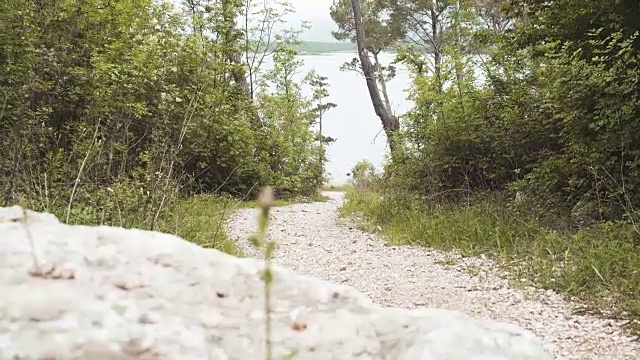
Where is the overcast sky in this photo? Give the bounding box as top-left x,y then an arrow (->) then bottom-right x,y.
168,0 -> 341,41
283,0 -> 338,41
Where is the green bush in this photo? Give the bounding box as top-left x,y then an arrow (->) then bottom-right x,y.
0,0 -> 332,248
342,186 -> 640,334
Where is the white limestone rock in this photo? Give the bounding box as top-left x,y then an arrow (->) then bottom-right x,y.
0,205 -> 552,360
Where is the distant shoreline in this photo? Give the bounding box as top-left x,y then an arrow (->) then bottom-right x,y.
262,41 -> 425,55
259,40 -> 488,56
292,41 -> 357,53
290,41 -> 441,55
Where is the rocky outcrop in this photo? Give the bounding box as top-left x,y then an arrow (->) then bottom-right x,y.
0,206 -> 551,360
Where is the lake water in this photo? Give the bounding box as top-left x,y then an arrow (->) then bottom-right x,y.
262,52 -> 414,185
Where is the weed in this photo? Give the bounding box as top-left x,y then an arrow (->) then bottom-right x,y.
157,194 -> 242,256
248,186 -> 277,360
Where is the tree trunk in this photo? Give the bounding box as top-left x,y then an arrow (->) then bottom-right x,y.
318,101 -> 324,180
350,0 -> 400,152
430,5 -> 442,94
221,0 -> 261,126
454,0 -> 464,97
373,52 -> 393,112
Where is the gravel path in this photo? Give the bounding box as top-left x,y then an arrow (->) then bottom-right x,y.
226,191 -> 640,360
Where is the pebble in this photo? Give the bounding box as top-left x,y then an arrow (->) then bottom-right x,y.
228,191 -> 640,360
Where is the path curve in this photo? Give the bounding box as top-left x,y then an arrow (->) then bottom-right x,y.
226,191 -> 639,360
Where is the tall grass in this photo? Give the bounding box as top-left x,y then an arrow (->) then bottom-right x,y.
157,194 -> 242,256
322,184 -> 352,192
341,188 -> 640,335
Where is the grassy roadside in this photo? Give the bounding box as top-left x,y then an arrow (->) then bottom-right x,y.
241,192 -> 330,208
322,184 -> 352,192
157,191 -> 331,257
339,188 -> 640,335
156,194 -> 242,256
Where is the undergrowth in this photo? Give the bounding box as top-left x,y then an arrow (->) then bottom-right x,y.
340,187 -> 640,335
242,191 -> 330,208
322,184 -> 352,192
157,190 -> 330,257
157,194 -> 242,256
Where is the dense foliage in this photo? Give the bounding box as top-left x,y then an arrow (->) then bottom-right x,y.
0,0 -> 333,229
391,0 -> 640,227
340,0 -> 640,332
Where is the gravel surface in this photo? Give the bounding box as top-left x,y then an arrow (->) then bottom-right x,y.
226,191 -> 640,360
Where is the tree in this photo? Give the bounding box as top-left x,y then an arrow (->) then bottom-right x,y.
331,0 -> 403,53
331,0 -> 402,114
335,0 -> 401,152
473,0 -> 512,38
306,70 -> 338,181
377,0 -> 489,92
342,0 -> 640,332
254,29 -> 331,196
500,0 -> 639,63
241,0 -> 296,101
378,0 -> 453,89
0,0 -> 328,229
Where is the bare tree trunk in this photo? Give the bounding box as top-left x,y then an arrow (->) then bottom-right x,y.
221,0 -> 261,126
318,101 -> 324,179
373,52 -> 393,112
431,5 -> 442,94
350,0 -> 400,152
454,0 -> 464,97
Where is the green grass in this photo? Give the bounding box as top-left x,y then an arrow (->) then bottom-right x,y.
340,189 -> 640,335
241,191 -> 330,208
311,192 -> 332,202
322,184 -> 352,192
240,198 -> 296,208
158,194 -> 242,256
159,187 -> 326,360
156,191 -> 330,257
